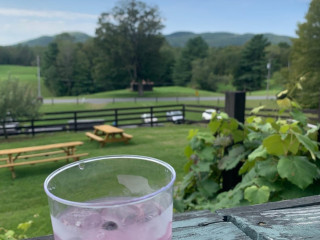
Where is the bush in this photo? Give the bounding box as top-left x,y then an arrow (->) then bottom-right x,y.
175,99 -> 320,212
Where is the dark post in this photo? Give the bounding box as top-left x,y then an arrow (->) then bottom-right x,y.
150,106 -> 153,127
114,109 -> 118,127
182,105 -> 186,124
31,119 -> 35,136
73,112 -> 77,132
318,95 -> 320,143
222,91 -> 246,191
225,91 -> 246,123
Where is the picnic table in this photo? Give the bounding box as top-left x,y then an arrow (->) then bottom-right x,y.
25,194 -> 320,239
0,141 -> 88,179
86,125 -> 132,147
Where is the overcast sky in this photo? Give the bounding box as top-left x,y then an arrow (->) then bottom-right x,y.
0,0 -> 312,46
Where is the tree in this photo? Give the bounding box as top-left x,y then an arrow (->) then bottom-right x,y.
234,35 -> 270,91
95,0 -> 165,95
290,0 -> 320,107
173,36 -> 208,86
0,79 -> 41,139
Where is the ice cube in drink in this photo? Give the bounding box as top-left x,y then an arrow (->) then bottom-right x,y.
51,198 -> 172,240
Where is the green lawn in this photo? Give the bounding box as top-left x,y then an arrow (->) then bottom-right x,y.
0,65 -> 282,100
0,124 -> 207,238
0,65 -> 52,97
86,86 -> 223,98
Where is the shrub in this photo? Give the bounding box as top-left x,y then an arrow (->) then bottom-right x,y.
175,99 -> 320,212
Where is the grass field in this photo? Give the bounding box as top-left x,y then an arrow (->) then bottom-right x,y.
0,65 -> 282,100
0,124 -> 207,238
0,65 -> 52,97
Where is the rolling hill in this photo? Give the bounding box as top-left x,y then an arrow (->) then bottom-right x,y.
165,31 -> 292,47
16,31 -> 292,48
17,32 -> 92,47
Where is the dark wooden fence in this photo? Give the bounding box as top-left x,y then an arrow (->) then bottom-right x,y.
1,93 -> 319,137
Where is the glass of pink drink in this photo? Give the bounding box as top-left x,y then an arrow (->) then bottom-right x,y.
44,155 -> 176,240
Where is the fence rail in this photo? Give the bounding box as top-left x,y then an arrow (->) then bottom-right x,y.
1,101 -> 319,137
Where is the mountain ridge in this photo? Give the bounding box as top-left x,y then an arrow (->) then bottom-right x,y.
14,31 -> 292,48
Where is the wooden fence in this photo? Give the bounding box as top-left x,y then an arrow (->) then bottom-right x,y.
1,94 -> 319,137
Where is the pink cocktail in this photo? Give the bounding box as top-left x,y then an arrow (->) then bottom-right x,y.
44,155 -> 176,240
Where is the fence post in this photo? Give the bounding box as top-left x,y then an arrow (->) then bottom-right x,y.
150,106 -> 154,127
222,91 -> 246,192
73,112 -> 77,132
31,119 -> 35,136
318,95 -> 320,142
114,109 -> 118,127
182,104 -> 186,124
225,91 -> 246,123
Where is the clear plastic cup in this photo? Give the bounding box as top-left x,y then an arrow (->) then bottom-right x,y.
44,155 -> 176,240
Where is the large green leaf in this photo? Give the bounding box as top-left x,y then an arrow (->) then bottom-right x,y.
232,129 -> 245,143
184,145 -> 193,158
284,134 -> 300,155
239,160 -> 255,175
248,145 -> 267,162
290,108 -> 307,126
244,185 -> 270,204
218,145 -> 246,170
197,146 -> 215,162
208,119 -> 221,134
191,161 -> 212,172
294,132 -> 318,160
277,156 -> 318,189
197,179 -> 220,197
197,132 -> 215,143
187,129 -> 199,140
263,134 -> 287,155
255,158 -> 278,181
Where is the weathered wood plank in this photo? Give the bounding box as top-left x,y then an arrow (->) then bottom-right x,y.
217,195 -> 320,217
173,221 -> 251,240
227,204 -> 320,240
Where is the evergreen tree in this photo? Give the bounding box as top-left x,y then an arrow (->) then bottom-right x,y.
234,34 -> 270,91
290,0 -> 320,107
173,36 -> 208,86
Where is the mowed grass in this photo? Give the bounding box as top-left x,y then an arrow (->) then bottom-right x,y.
0,65 -> 282,100
0,65 -> 52,97
86,86 -> 223,98
0,124 -> 207,238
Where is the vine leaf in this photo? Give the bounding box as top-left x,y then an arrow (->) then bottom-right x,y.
277,156 -> 318,189
248,145 -> 267,162
244,185 -> 270,204
263,134 -> 287,155
218,145 -> 245,170
294,132 -> 318,160
255,159 -> 278,181
208,119 -> 221,134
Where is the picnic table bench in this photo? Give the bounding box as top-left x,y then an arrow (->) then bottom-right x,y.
86,125 -> 133,147
25,194 -> 320,239
0,141 -> 88,179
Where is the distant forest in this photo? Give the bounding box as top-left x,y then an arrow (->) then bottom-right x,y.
0,31 -> 291,96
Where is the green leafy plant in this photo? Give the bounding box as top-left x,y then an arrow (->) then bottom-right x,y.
175,98 -> 320,212
0,216 -> 37,240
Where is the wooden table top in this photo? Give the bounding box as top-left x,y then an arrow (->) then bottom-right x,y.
0,141 -> 84,155
94,125 -> 124,134
26,195 -> 320,240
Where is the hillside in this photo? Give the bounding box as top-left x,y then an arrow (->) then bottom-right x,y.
17,32 -> 92,47
17,31 -> 292,48
165,32 -> 293,47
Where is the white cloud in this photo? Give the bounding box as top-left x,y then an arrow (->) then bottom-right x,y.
0,8 -> 99,45
0,7 -> 97,20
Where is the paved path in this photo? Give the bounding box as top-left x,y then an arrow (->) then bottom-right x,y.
43,95 -> 275,104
